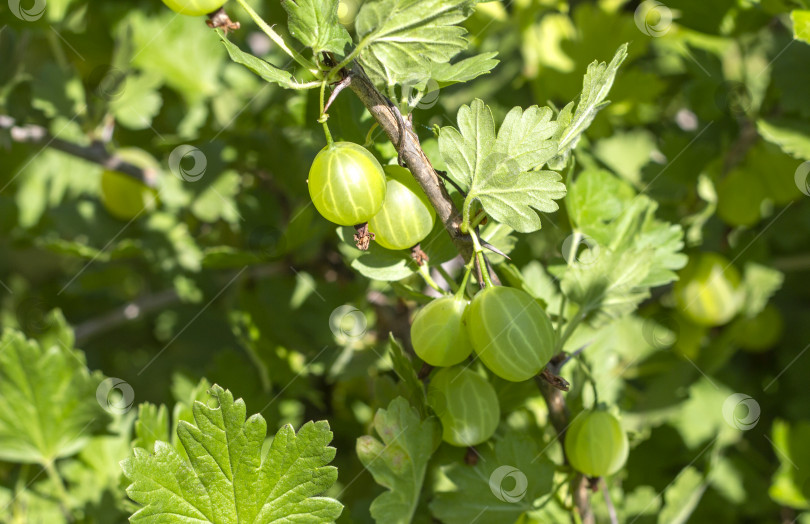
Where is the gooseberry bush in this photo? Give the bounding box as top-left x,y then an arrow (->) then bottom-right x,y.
2,0 -> 810,523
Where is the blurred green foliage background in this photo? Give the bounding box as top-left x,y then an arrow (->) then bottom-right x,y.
1,0 -> 810,522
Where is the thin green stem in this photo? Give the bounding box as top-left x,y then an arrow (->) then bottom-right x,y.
12,463 -> 30,522
470,231 -> 494,288
363,122 -> 380,147
436,265 -> 459,294
387,84 -> 398,107
454,257 -> 476,300
46,31 -> 69,70
235,0 -> 318,73
43,460 -> 71,519
577,354 -> 599,406
556,296 -> 567,340
319,80 -> 333,146
417,264 -> 444,294
556,310 -> 584,354
461,194 -> 473,233
567,230 -> 581,266
286,80 -> 325,90
468,209 -> 487,231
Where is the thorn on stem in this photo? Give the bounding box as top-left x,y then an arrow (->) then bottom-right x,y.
540,367 -> 570,391
480,239 -> 510,260
353,223 -> 374,251
323,74 -> 352,114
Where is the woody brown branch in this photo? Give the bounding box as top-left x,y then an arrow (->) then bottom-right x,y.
343,65 -> 473,260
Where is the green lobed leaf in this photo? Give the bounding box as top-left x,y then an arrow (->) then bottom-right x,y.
757,118 -> 810,161
566,168 -> 635,231
430,430 -> 555,524
388,335 -> 428,416
739,262 -> 784,318
793,10 -> 810,45
132,403 -> 170,455
430,52 -> 500,87
567,169 -> 687,290
439,99 -> 565,232
769,419 -> 810,510
549,43 -> 628,170
357,397 -> 440,524
219,33 -> 315,90
560,246 -> 655,321
109,73 -> 164,131
281,0 -> 352,54
657,467 -> 708,524
355,0 -> 474,87
0,312 -> 108,464
122,385 -> 342,523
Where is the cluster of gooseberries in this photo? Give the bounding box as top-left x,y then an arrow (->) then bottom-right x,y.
307,141 -> 435,252
306,140 -> 629,475
159,0 -> 634,476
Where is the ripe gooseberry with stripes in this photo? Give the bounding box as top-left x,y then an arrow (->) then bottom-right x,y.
427,366 -> 500,447
161,0 -> 227,16
307,142 -> 387,226
368,165 -> 436,250
411,296 -> 472,367
465,286 -> 555,382
564,409 -> 628,477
